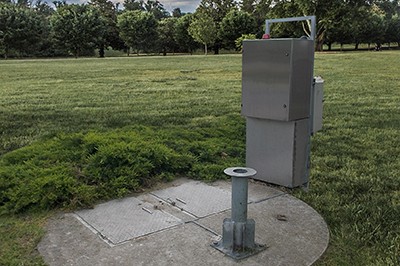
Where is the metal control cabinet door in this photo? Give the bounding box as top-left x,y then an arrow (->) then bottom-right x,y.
242,39 -> 314,121
246,117 -> 309,188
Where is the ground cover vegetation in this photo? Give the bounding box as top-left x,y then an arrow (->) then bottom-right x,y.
0,52 -> 399,264
1,0 -> 400,59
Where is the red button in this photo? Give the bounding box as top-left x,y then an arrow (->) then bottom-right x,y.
262,34 -> 270,39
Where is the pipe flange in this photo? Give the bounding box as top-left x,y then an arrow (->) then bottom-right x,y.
224,167 -> 257,178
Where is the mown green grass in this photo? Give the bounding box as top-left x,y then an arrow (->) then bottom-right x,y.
298,51 -> 400,265
0,56 -> 241,155
1,52 -> 399,265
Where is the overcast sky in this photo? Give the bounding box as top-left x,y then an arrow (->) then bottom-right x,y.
157,0 -> 201,13
61,0 -> 201,13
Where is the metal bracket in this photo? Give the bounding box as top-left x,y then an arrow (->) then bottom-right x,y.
265,16 -> 316,40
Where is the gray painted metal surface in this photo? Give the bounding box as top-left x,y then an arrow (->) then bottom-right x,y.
242,34 -> 316,188
212,168 -> 265,260
241,39 -> 314,121
75,196 -> 183,245
151,181 -> 232,218
312,77 -> 324,133
246,117 -> 309,187
265,16 -> 316,40
224,167 -> 256,223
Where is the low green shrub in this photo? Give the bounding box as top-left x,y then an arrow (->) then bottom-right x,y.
0,116 -> 245,214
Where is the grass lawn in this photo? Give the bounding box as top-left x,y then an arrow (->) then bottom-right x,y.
0,51 -> 399,265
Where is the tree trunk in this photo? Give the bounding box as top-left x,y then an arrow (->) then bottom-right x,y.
355,43 -> 359,50
213,44 -> 219,55
316,40 -> 323,51
340,43 -> 343,51
204,44 -> 207,55
368,43 -> 371,50
99,45 -> 105,58
315,31 -> 324,51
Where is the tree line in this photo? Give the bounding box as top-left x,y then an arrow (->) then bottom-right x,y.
1,0 -> 400,58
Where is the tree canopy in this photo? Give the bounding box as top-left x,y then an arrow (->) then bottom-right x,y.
118,10 -> 158,55
188,12 -> 217,55
51,4 -> 106,57
0,2 -> 47,58
0,0 -> 399,58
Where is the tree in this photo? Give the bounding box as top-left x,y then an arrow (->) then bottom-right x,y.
0,2 -> 47,58
143,0 -> 169,20
219,9 -> 256,50
265,1 -> 304,38
52,1 -> 67,9
241,0 -> 273,37
174,14 -> 199,54
374,0 -> 399,18
386,15 -> 400,47
325,5 -> 354,51
157,17 -> 177,55
172,7 -> 182,17
16,0 -> 30,8
196,0 -> 237,53
118,10 -> 158,55
235,33 -> 256,52
122,0 -> 168,19
353,5 -> 386,49
32,0 -> 58,57
90,0 -> 125,57
33,0 -> 54,17
123,0 -> 144,11
241,0 -> 255,13
188,12 -> 217,55
294,0 -> 343,50
51,4 -> 107,57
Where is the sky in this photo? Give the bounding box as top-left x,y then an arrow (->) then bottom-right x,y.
61,0 -> 201,13
157,0 -> 201,13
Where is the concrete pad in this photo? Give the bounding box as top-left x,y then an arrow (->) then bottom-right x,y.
38,179 -> 329,266
212,178 -> 286,202
197,194 -> 329,265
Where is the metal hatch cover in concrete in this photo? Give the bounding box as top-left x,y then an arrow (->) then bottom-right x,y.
38,179 -> 329,266
151,181 -> 232,218
75,196 -> 183,245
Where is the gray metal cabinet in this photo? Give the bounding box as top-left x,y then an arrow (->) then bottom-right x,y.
242,39 -> 314,121
242,38 -> 315,188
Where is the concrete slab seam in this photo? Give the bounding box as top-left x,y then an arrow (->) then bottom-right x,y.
252,192 -> 288,204
190,220 -> 219,237
148,191 -> 232,220
109,222 -> 186,247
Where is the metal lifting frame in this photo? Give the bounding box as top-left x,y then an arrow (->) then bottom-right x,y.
265,16 -> 316,40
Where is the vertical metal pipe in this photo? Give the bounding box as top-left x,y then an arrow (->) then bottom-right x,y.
231,175 -> 248,223
213,167 -> 265,259
224,167 -> 257,223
